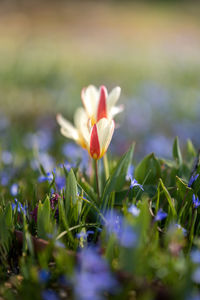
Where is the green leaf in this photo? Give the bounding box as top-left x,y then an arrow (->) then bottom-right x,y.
173,136 -> 182,166
65,169 -> 78,217
5,204 -> 13,228
135,153 -> 161,185
176,176 -> 193,203
101,144 -> 134,211
186,139 -> 197,160
159,178 -> 176,218
37,196 -> 51,239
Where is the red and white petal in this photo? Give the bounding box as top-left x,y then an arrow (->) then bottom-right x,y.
97,85 -> 108,121
107,87 -> 121,115
96,118 -> 115,158
81,85 -> 99,122
57,114 -> 79,141
89,124 -> 100,160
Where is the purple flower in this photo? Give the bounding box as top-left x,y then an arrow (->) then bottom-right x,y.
126,166 -> 143,191
128,204 -> 140,217
155,209 -> 167,221
193,194 -> 200,208
10,183 -> 19,196
38,270 -> 51,283
192,267 -> 200,284
74,247 -> 117,300
105,211 -> 137,248
12,198 -> 27,215
38,172 -> 54,183
130,179 -> 144,191
55,175 -> 65,191
42,290 -> 59,300
175,224 -> 187,236
191,249 -> 200,264
1,151 -> 13,165
126,165 -> 134,182
188,174 -> 199,187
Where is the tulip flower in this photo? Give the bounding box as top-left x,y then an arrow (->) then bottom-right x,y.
56,107 -> 89,149
88,118 -> 115,160
81,85 -> 122,125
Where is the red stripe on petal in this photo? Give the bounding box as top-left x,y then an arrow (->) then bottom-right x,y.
90,124 -> 100,160
97,86 -> 107,121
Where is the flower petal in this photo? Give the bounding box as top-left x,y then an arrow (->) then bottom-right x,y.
81,85 -> 99,123
57,114 -> 79,141
90,124 -> 100,159
97,85 -> 107,121
96,118 -> 115,158
107,87 -> 121,115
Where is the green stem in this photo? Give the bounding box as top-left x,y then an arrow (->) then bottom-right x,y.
95,159 -> 100,200
103,153 -> 109,180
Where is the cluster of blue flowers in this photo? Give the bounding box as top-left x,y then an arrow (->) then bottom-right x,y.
74,247 -> 117,300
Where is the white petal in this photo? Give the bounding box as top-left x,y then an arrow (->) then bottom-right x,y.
110,105 -> 124,118
57,114 -> 79,141
82,85 -> 99,121
74,107 -> 90,147
96,118 -> 115,157
107,87 -> 121,113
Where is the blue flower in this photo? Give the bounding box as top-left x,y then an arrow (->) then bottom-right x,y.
188,174 -> 199,187
190,249 -> 200,264
105,211 -> 137,248
12,199 -> 27,215
42,290 -> 59,300
175,224 -> 187,236
55,175 -> 65,191
10,183 -> 19,196
126,165 -> 134,182
155,209 -> 168,221
38,172 -> 54,183
1,151 -> 13,165
38,269 -> 51,283
74,247 -> 117,300
0,171 -> 10,186
76,230 -> 94,240
128,204 -> 140,217
193,194 -> 200,208
130,179 -> 144,191
192,267 -> 200,284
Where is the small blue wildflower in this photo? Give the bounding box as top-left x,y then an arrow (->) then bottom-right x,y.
175,224 -> 187,236
120,224 -> 137,248
55,175 -> 65,191
31,152 -> 55,173
128,204 -> 140,217
130,179 -> 144,191
105,210 -> 137,248
76,230 -> 95,240
74,247 -> 117,300
193,194 -> 200,208
23,130 -> 53,152
192,267 -> 200,284
188,174 -> 199,187
155,209 -> 168,221
10,183 -> 19,196
1,171 -> 10,186
190,249 -> 200,264
42,290 -> 60,300
38,172 -> 54,183
38,269 -> 51,284
2,151 -> 13,165
126,165 -> 134,182
12,199 -> 27,215
55,240 -> 65,248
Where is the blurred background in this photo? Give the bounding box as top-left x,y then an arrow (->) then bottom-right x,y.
1,0 -> 200,161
